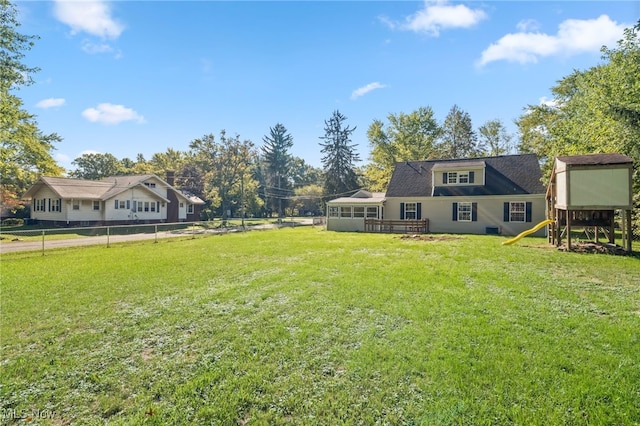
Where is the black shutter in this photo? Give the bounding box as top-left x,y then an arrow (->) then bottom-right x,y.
443,172 -> 448,184
48,198 -> 51,212
58,199 -> 62,212
504,202 -> 510,222
115,200 -> 119,209
525,202 -> 532,222
452,203 -> 458,221
472,203 -> 478,222
417,203 -> 422,220
126,200 -> 130,210
469,171 -> 475,183
400,203 -> 405,220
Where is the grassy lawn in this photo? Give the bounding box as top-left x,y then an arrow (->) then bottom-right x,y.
1,227 -> 639,425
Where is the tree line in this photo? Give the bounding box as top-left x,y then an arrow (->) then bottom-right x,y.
1,0 -> 638,228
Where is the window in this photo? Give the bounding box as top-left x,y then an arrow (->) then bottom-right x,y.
504,202 -> 532,223
510,202 -> 525,222
458,202 -> 472,222
353,207 -> 365,218
144,182 -> 156,188
73,200 -> 80,210
452,202 -> 477,222
404,202 -> 417,220
137,202 -> 143,212
443,171 -> 475,185
150,202 -> 156,212
328,206 -> 339,217
187,204 -> 194,214
93,201 -> 100,211
115,200 -> 126,209
144,202 -> 150,212
49,199 -> 61,212
366,206 -> 378,218
340,206 -> 352,218
180,202 -> 184,208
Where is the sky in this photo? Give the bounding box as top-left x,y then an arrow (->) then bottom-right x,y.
16,0 -> 640,172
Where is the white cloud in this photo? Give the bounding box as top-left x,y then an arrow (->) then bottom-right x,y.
383,0 -> 487,36
82,103 -> 145,125
36,98 -> 66,109
516,19 -> 540,32
478,15 -> 628,67
351,82 -> 387,100
53,0 -> 124,39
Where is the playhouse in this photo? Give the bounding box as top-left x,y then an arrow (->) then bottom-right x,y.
545,153 -> 634,252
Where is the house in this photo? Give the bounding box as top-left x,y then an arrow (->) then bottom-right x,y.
327,154 -> 547,236
22,171 -> 204,226
546,153 -> 634,251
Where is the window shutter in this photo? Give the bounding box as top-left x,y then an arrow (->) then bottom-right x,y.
472,203 -> 478,222
400,203 -> 405,220
469,171 -> 475,183
157,202 -> 160,212
115,200 -> 119,209
133,201 -> 137,211
58,199 -> 62,212
452,203 -> 458,221
503,202 -> 510,222
48,198 -> 51,212
417,203 -> 422,220
443,172 -> 448,184
525,202 -> 532,222
126,200 -> 130,210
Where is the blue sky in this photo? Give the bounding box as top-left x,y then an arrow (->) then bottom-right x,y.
17,1 -> 639,171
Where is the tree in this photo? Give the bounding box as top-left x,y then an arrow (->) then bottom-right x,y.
293,184 -> 324,216
69,153 -> 125,180
1,0 -> 63,215
290,156 -> 323,187
478,119 -> 513,156
189,130 -> 258,222
319,110 -> 360,197
261,123 -> 293,219
437,105 -> 479,159
515,20 -> 640,231
364,106 -> 440,191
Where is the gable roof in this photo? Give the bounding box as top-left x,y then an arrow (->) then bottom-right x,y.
386,154 -> 545,197
328,190 -> 386,205
22,174 -> 204,204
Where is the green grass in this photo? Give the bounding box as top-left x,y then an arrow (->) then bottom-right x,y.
1,228 -> 639,425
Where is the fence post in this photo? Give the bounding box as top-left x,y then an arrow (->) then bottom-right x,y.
41,230 -> 45,256
107,226 -> 110,248
155,224 -> 158,243
192,222 -> 196,239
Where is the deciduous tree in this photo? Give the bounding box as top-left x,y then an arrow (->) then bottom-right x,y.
1,0 -> 63,215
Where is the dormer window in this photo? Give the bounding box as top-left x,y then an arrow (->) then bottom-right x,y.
144,182 -> 156,188
443,171 -> 474,185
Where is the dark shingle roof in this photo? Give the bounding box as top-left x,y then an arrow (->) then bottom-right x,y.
557,153 -> 633,166
385,154 -> 545,197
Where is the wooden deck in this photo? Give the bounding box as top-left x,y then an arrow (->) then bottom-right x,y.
364,219 -> 429,234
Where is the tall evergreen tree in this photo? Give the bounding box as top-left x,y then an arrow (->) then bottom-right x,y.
437,105 -> 479,159
319,110 -> 360,197
261,123 -> 293,219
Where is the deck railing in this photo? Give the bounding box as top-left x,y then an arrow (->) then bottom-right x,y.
364,219 -> 429,234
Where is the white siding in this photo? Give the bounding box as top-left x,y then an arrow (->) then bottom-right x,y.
29,187 -> 66,221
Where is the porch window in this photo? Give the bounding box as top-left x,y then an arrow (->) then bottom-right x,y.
329,206 -> 339,217
73,200 -> 80,210
340,206 -> 352,218
366,206 -> 378,218
353,207 -> 365,218
93,201 -> 100,211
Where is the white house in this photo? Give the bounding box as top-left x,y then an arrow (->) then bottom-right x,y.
327,154 -> 547,236
22,172 -> 204,226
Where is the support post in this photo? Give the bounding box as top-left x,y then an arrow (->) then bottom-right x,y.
626,209 -> 633,253
42,230 -> 45,256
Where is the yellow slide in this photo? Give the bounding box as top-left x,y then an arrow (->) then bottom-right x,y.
501,219 -> 554,245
